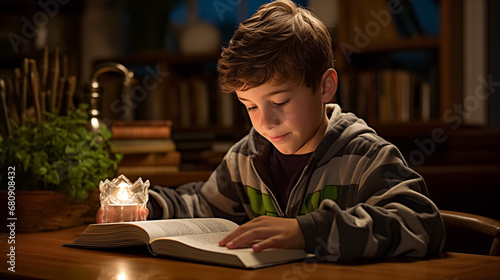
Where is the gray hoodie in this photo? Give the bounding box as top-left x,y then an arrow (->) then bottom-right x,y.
147,104 -> 445,262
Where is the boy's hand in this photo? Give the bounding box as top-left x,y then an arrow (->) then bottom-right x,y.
95,205 -> 149,223
218,216 -> 305,252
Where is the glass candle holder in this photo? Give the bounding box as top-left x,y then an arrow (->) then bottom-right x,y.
99,174 -> 150,223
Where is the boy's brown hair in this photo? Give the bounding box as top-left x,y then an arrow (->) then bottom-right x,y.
218,0 -> 334,93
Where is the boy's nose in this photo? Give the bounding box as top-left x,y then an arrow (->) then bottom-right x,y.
260,106 -> 280,130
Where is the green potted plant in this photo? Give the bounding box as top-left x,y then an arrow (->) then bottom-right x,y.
0,104 -> 119,199
0,104 -> 121,232
0,52 -> 121,232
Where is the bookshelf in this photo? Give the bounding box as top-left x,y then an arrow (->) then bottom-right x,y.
331,0 -> 500,220
333,0 -> 463,127
94,51 -> 250,130
93,0 -> 469,171
94,51 -> 251,171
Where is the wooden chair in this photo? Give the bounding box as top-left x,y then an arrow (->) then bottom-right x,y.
440,210 -> 500,256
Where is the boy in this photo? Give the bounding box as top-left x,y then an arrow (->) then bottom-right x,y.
99,0 -> 445,262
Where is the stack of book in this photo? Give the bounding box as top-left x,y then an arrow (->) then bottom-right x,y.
111,120 -> 181,176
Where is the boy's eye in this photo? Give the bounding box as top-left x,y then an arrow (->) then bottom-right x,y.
245,99 -> 289,112
273,100 -> 289,107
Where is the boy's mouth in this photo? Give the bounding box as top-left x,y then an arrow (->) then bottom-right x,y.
269,133 -> 289,143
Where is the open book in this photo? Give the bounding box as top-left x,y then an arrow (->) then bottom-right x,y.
68,218 -> 310,269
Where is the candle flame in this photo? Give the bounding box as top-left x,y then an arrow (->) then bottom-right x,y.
117,272 -> 127,280
116,182 -> 131,203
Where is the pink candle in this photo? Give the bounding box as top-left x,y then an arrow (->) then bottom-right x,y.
102,204 -> 141,223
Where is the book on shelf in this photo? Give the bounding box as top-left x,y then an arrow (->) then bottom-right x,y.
177,75 -> 215,128
66,218 -> 310,269
111,120 -> 173,139
190,75 -> 210,128
111,139 -> 176,154
119,151 -> 181,167
112,120 -> 173,127
420,81 -> 432,121
394,70 -> 411,123
178,78 -> 192,128
117,152 -> 182,176
378,69 -> 395,123
357,71 -> 378,121
217,82 -> 236,128
117,165 -> 180,175
337,72 -> 351,113
117,152 -> 181,175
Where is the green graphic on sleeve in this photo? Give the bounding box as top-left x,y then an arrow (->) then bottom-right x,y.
300,185 -> 338,214
246,186 -> 278,217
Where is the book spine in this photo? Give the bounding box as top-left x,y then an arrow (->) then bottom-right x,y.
119,151 -> 182,166
117,165 -> 180,175
111,126 -> 171,139
112,120 -> 173,127
111,139 -> 176,154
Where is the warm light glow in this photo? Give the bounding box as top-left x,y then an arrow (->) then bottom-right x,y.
116,182 -> 130,203
90,117 -> 100,130
117,272 -> 127,280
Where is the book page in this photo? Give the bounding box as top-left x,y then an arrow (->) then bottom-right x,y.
170,232 -> 236,249
128,218 -> 238,242
154,233 -> 254,255
70,218 -> 239,248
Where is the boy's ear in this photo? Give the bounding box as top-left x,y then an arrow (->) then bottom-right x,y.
320,68 -> 338,103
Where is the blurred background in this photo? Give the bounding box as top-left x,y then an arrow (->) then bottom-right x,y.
0,0 -> 499,240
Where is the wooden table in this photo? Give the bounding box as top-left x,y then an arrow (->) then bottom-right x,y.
1,226 -> 500,280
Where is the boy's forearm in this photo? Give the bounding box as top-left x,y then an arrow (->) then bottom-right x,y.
145,157 -> 249,222
147,185 -> 194,219
297,182 -> 445,262
296,209 -> 334,255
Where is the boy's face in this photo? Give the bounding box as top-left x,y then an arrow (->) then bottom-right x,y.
236,78 -> 331,155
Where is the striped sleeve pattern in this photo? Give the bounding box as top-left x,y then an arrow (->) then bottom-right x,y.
297,136 -> 445,262
147,141 -> 252,225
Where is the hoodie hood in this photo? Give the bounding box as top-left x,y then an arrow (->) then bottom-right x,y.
314,104 -> 376,167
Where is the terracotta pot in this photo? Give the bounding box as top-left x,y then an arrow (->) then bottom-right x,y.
1,189 -> 99,233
